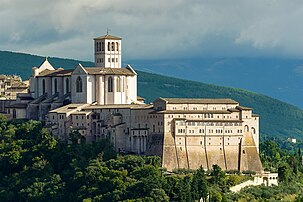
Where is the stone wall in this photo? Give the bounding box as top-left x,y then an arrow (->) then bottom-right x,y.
148,130 -> 263,173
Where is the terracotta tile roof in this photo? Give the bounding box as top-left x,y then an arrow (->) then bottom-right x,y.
158,98 -> 239,104
83,104 -> 152,110
37,67 -> 135,77
37,69 -> 73,77
71,111 -> 92,115
94,34 -> 122,40
236,106 -> 252,110
84,67 -> 135,76
36,69 -> 56,77
50,69 -> 73,76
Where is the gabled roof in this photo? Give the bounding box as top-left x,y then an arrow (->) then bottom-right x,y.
83,104 -> 152,110
84,67 -> 136,76
37,58 -> 55,72
157,98 -> 239,104
37,69 -> 73,77
94,34 -> 122,40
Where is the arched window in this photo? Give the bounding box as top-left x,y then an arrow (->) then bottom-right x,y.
112,42 -> 115,51
116,42 -> 119,51
54,78 -> 58,93
96,42 -> 98,51
108,77 -> 113,92
116,77 -> 121,92
251,127 -> 256,134
101,42 -> 104,51
244,125 -> 249,132
121,77 -> 124,92
108,42 -> 110,51
76,76 -> 82,92
65,78 -> 69,93
42,79 -> 46,94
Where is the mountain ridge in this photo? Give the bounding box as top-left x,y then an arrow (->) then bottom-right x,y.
129,57 -> 303,108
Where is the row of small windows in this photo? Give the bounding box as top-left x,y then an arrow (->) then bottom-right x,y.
132,131 -> 147,135
95,42 -> 119,52
178,129 -> 186,133
177,121 -> 242,127
96,58 -> 104,63
172,107 -> 228,110
167,114 -> 237,119
71,115 -> 90,120
108,58 -> 118,63
177,128 -> 244,134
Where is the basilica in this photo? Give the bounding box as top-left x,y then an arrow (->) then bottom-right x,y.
6,34 -> 264,173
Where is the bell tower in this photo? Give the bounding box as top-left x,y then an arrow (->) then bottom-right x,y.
94,34 -> 122,68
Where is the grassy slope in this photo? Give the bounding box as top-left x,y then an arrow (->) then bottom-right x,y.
1,50 -> 303,139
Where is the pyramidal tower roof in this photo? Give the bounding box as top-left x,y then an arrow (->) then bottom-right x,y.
94,34 -> 122,40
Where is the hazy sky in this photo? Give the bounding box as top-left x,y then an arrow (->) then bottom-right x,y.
1,0 -> 303,61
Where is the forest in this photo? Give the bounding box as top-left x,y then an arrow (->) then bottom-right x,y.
0,117 -> 303,201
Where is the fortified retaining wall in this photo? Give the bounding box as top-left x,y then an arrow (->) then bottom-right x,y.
147,131 -> 263,173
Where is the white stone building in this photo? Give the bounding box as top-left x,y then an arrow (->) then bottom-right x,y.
29,35 -> 138,106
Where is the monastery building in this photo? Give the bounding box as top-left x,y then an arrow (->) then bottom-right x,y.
6,34 -> 264,173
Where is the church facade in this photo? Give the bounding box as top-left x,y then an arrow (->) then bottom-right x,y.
7,34 -> 263,173
30,35 -> 138,106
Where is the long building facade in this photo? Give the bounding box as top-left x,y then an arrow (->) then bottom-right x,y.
45,97 -> 262,172
6,34 -> 263,173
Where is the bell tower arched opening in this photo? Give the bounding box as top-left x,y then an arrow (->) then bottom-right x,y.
94,34 -> 122,68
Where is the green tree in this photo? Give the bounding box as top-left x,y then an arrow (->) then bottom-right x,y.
191,166 -> 208,202
278,163 -> 292,183
69,130 -> 82,144
149,189 -> 169,202
210,165 -> 226,187
177,176 -> 192,202
210,191 -> 222,202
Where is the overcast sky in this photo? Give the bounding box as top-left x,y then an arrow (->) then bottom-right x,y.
1,0 -> 303,61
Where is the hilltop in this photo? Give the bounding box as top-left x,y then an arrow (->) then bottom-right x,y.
1,50 -> 303,139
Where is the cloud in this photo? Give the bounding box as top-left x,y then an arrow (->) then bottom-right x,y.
1,0 -> 303,61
